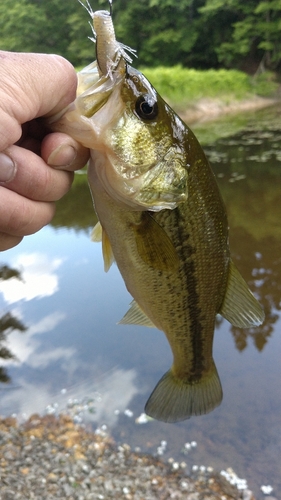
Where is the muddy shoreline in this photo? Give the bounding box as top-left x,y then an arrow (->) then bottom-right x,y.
178,96 -> 279,124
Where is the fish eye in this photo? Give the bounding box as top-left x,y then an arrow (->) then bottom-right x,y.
135,94 -> 158,121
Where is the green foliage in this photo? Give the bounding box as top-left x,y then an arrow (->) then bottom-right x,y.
251,71 -> 279,96
141,66 -> 256,106
200,0 -> 281,70
0,0 -> 45,52
0,0 -> 281,73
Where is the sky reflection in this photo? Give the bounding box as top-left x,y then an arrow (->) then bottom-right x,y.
0,252 -> 64,304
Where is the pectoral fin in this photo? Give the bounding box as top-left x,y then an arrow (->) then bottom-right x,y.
220,259 -> 265,328
91,221 -> 103,242
118,300 -> 156,328
133,212 -> 179,272
91,221 -> 115,272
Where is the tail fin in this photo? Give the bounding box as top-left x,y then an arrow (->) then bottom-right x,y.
145,362 -> 222,423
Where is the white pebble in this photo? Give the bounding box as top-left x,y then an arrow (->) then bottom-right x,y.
73,415 -> 83,424
180,480 -> 189,490
237,479 -> 247,490
261,485 -> 273,495
135,413 -> 149,424
124,409 -> 133,418
220,469 -> 248,490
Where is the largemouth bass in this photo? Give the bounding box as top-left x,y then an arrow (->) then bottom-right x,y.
49,4 -> 264,422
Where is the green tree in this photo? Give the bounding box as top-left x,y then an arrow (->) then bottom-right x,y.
200,0 -> 281,70
113,0 -> 219,68
29,0 -> 77,56
0,0 -> 46,52
0,0 -> 280,72
0,0 -> 78,57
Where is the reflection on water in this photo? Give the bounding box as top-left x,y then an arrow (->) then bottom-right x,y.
0,253 -> 65,303
0,310 -> 26,383
0,105 -> 280,499
0,366 -> 139,428
203,117 -> 281,358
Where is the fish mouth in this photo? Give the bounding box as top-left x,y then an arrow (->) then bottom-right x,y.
75,59 -> 125,119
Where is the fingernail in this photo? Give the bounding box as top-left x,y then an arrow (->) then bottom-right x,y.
0,152 -> 16,182
47,144 -> 77,168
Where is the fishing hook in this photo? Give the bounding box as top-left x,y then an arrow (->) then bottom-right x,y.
109,0 -> 113,17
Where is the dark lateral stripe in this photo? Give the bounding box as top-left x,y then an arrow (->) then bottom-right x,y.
174,208 -> 205,382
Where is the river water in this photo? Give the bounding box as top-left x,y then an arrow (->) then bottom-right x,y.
0,104 -> 280,499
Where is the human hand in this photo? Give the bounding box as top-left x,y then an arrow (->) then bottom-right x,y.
0,51 -> 90,251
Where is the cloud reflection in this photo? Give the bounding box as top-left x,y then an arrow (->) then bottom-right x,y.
2,311 -> 68,366
0,366 -> 139,428
0,253 -> 64,304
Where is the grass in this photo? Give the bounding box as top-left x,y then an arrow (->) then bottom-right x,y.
139,66 -> 279,108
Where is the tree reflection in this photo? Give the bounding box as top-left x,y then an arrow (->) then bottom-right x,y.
209,120 -> 281,352
51,174 -> 98,232
229,230 -> 281,352
0,264 -> 22,281
0,265 -> 27,383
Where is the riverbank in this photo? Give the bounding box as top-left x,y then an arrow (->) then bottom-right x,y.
140,65 -> 280,124
179,96 -> 279,124
0,414 -> 254,500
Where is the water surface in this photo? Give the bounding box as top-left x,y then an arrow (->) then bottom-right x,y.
0,105 -> 280,499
